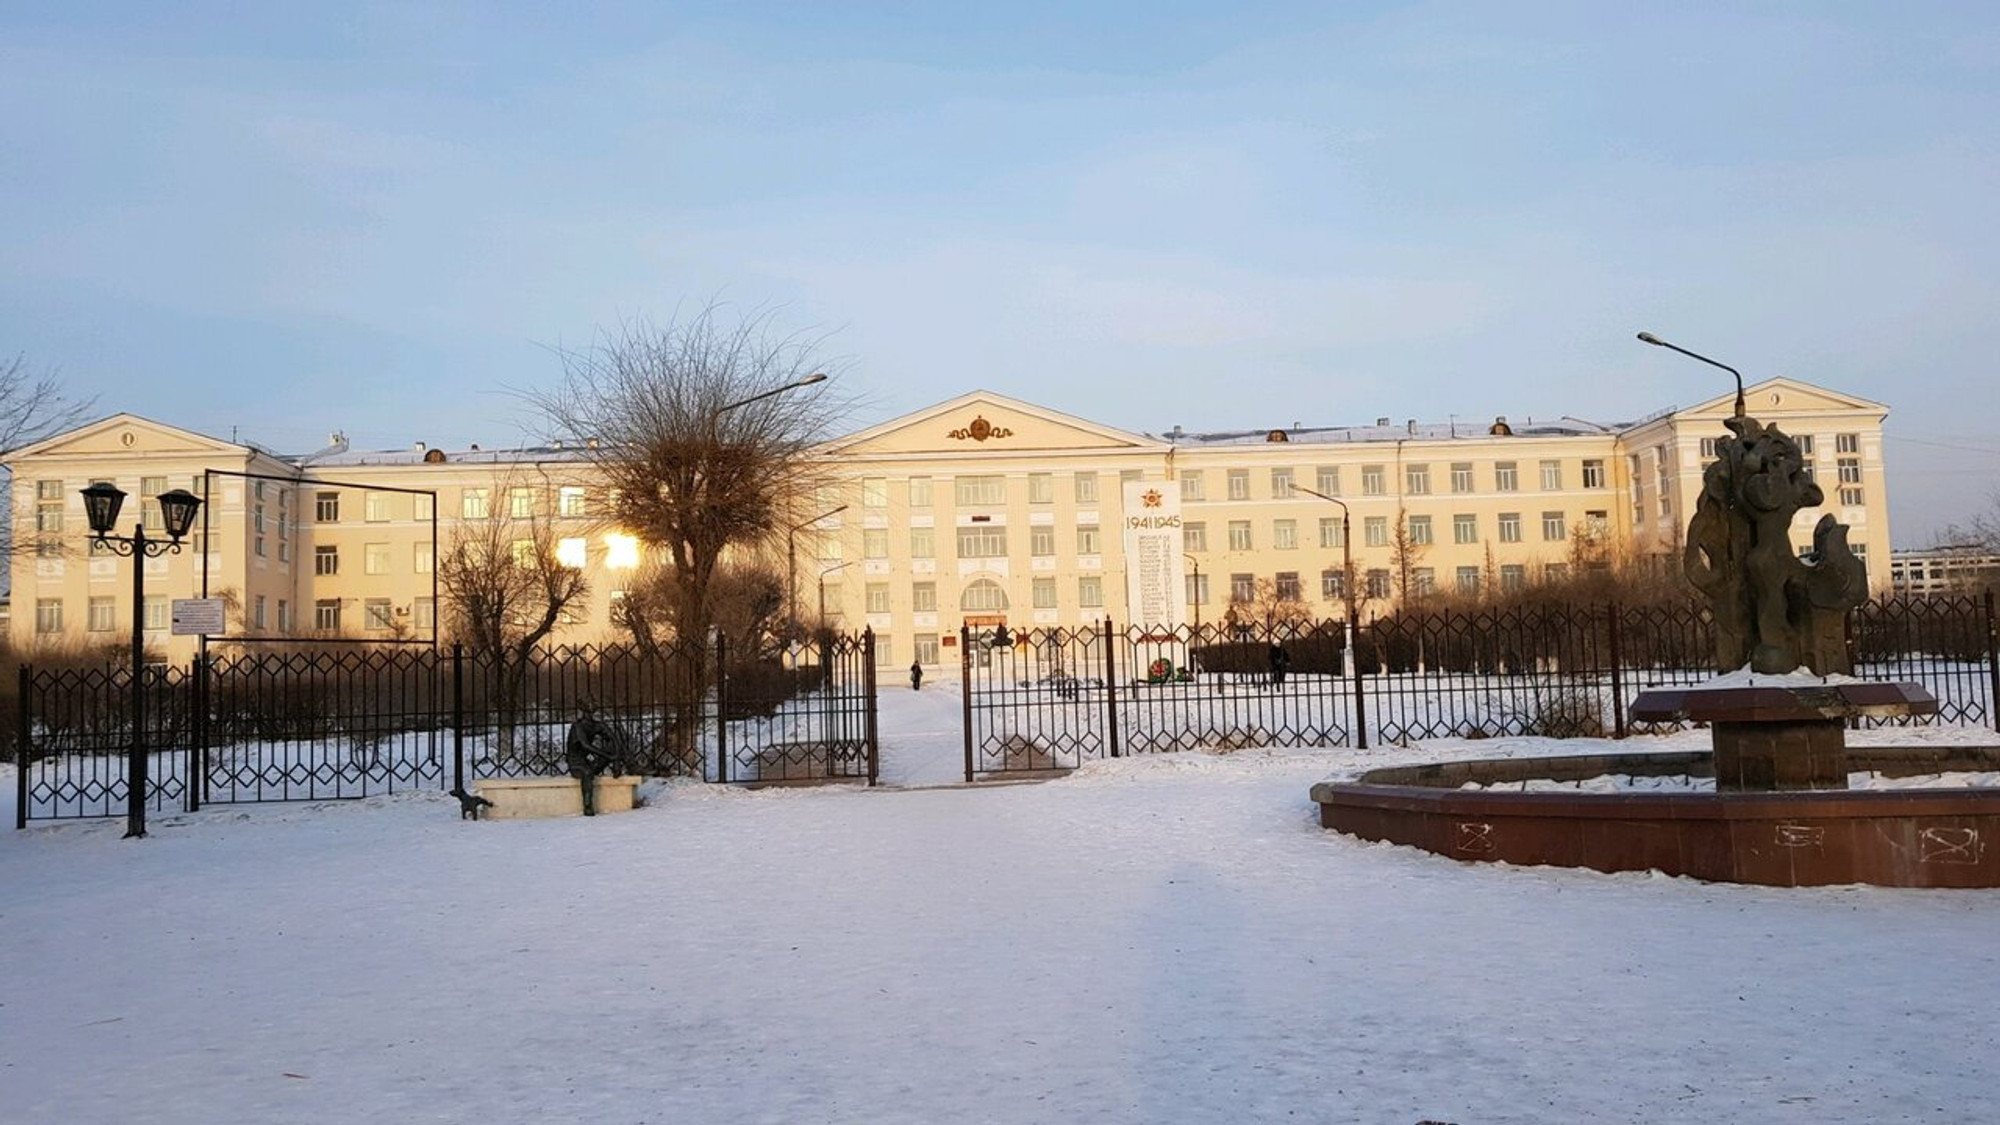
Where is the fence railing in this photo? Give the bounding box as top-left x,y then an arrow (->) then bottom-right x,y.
17,630 -> 880,830
958,593 -> 2000,778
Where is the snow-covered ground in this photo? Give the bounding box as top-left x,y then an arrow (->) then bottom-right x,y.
5,683 -> 1998,1124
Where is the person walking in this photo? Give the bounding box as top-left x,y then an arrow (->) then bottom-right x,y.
1268,642 -> 1291,690
910,660 -> 925,691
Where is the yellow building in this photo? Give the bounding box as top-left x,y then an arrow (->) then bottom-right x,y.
6,378 -> 1892,671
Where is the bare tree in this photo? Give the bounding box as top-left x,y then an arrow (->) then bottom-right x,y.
1390,508 -> 1430,606
2,353 -> 96,562
1227,576 -> 1313,633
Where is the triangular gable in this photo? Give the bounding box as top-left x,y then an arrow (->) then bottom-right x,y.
1674,377 -> 1888,421
7,412 -> 250,462
827,390 -> 1169,457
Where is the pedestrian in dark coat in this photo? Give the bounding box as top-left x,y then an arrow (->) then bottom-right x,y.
1268,642 -> 1291,689
910,660 -> 924,691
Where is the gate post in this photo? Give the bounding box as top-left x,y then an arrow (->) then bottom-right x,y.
864,628 -> 880,786
15,664 -> 29,830
1103,618 -> 1121,759
715,632 -> 730,784
1607,602 -> 1627,740
190,649 -> 208,811
960,625 -> 975,783
1986,589 -> 2000,735
450,644 -> 465,798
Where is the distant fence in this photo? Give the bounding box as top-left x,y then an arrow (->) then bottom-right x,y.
16,631 -> 878,830
959,594 -> 2000,779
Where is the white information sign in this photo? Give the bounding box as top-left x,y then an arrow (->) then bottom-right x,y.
1120,479 -> 1185,631
171,598 -> 227,636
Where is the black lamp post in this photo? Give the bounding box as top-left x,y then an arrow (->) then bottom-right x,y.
1299,485 -> 1366,748
788,504 -> 848,641
82,482 -> 203,839
1637,332 -> 1746,418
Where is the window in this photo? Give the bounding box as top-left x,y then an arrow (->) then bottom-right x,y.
315,545 -> 339,575
316,491 -> 340,522
1315,467 -> 1340,496
1495,462 -> 1518,491
1032,577 -> 1057,608
88,596 -> 115,632
252,496 -> 266,557
365,599 -> 393,631
1540,460 -> 1562,490
510,539 -> 538,569
1500,564 -> 1526,592
364,543 -> 392,575
1798,435 -> 1816,455
862,478 -> 887,509
910,527 -> 934,559
957,526 -> 1008,558
1181,471 -> 1206,501
960,579 -> 1008,612
1411,568 -> 1436,597
1361,465 -> 1385,496
1407,516 -> 1433,546
1542,511 -> 1567,541
1456,567 -> 1480,594
314,599 -> 342,631
1699,437 -> 1718,458
956,476 -> 1005,506
1074,474 -> 1098,504
1365,516 -> 1388,547
462,488 -> 490,519
1584,510 -> 1609,535
362,491 -> 392,522
1184,522 -> 1208,552
415,543 -> 435,574
1319,518 -> 1345,548
820,536 -> 843,562
1187,573 -> 1209,606
143,597 -> 167,632
1365,569 -> 1391,599
1227,470 -> 1250,500
1228,520 -> 1252,550
1078,576 -> 1103,607
1271,468 -> 1294,499
1072,524 -> 1099,555
1838,457 -> 1862,485
279,600 -> 293,632
1027,473 -> 1052,504
1230,573 -> 1256,603
1453,514 -> 1478,544
912,582 -> 938,612
864,529 -> 889,559
558,487 -> 586,518
556,538 -> 587,569
509,487 -> 535,519
1273,519 -> 1297,550
1544,562 -> 1570,583
1841,487 -> 1864,506
1030,526 -> 1055,557
909,477 -> 934,507
35,599 -> 63,634
414,493 -> 434,521
1450,463 -> 1473,493
914,635 -> 940,665
1837,433 -> 1859,454
1582,459 -> 1606,489
1498,512 -> 1522,543
1405,464 -> 1430,495
140,476 -> 168,530
1275,572 -> 1301,602
1321,569 -> 1346,599
874,636 -> 894,667
865,583 -> 891,613
36,479 -> 64,533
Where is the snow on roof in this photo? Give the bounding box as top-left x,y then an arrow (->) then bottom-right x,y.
1153,415 -> 1621,446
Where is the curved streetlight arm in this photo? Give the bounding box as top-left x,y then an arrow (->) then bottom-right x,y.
713,372 -> 829,418
1636,332 -> 1745,418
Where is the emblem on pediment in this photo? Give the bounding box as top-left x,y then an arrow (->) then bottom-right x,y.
947,414 -> 1013,442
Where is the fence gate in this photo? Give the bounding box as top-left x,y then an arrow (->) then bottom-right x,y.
960,623 -> 1116,780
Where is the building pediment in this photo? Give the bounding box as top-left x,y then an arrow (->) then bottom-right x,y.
826,391 -> 1168,457
7,413 -> 249,463
1674,377 -> 1887,421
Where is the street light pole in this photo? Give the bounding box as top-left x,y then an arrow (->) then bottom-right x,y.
711,372 -> 828,419
788,504 -> 848,642
1183,552 -> 1202,632
1637,332 -> 1745,418
1298,485 -> 1363,744
80,483 -> 203,839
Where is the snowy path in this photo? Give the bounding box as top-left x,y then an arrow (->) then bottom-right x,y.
874,680 -> 967,786
3,712 -> 1998,1124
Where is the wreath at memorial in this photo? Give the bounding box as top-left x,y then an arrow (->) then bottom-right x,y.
1147,657 -> 1175,683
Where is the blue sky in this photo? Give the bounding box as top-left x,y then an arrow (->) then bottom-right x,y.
4,1 -> 1997,544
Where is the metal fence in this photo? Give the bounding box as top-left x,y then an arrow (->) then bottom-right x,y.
16,630 -> 880,830
958,594 -> 2000,776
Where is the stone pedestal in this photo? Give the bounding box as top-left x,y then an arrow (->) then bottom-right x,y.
1629,681 -> 1937,794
